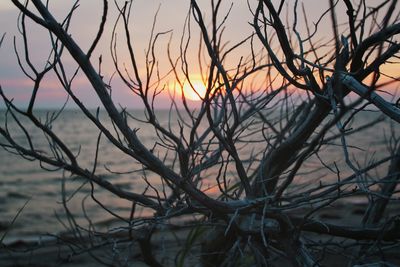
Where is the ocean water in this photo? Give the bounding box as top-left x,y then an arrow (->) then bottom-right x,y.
0,109 -> 398,241
0,109 -> 167,240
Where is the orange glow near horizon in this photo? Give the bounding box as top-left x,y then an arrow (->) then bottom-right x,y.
181,79 -> 207,101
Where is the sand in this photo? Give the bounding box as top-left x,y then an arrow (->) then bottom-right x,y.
1,200 -> 400,267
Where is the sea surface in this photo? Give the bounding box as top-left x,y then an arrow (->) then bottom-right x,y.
0,109 -> 398,242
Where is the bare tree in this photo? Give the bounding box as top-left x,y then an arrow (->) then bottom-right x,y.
1,0 -> 400,266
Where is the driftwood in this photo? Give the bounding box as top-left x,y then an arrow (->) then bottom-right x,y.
1,0 -> 400,266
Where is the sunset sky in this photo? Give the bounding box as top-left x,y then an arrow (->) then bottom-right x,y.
0,1 -> 398,109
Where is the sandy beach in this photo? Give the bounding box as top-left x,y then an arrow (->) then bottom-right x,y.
1,199 -> 400,267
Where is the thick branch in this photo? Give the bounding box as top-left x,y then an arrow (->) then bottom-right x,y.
294,216 -> 400,241
351,22 -> 400,72
340,73 -> 400,123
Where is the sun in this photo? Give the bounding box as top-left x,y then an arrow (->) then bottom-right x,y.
181,79 -> 207,101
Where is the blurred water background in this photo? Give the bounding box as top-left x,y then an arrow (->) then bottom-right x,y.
0,109 -> 398,242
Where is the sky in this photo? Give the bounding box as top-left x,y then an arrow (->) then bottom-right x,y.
0,1 -> 398,109
0,0 -> 258,109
